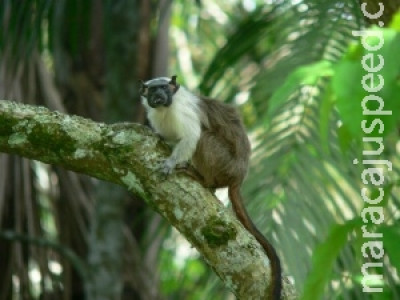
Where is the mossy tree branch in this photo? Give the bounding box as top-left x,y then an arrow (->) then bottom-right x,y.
0,100 -> 295,300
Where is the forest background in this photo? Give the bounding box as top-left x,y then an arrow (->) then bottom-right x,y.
0,0 -> 399,299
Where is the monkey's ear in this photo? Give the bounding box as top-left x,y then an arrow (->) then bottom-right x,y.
139,80 -> 148,96
170,75 -> 177,84
169,75 -> 180,94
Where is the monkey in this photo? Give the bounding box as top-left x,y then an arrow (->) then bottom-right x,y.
139,75 -> 282,299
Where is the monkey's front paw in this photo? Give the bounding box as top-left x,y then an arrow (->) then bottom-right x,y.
159,158 -> 176,176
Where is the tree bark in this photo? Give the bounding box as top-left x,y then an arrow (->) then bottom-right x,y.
0,100 -> 295,300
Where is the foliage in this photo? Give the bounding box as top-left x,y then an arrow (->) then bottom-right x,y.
1,0 -> 399,299
169,1 -> 400,299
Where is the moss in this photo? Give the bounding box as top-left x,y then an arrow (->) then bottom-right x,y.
0,115 -> 19,136
27,123 -> 76,155
201,216 -> 237,248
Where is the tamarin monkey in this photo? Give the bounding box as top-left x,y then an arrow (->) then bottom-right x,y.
140,75 -> 282,299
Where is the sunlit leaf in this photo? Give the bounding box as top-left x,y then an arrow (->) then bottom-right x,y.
332,28 -> 400,138
301,219 -> 362,300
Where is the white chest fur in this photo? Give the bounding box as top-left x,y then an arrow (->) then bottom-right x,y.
144,87 -> 203,145
143,86 -> 206,164
148,107 -> 181,142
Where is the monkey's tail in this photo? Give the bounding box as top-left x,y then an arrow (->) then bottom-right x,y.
228,184 -> 282,300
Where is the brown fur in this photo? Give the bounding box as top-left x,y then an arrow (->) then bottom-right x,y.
192,97 -> 250,187
192,97 -> 282,300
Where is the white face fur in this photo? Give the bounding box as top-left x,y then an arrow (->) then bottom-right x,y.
140,77 -> 202,174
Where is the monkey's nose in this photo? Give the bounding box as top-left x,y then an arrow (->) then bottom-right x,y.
154,97 -> 162,104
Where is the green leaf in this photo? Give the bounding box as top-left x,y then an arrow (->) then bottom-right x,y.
319,84 -> 334,154
371,290 -> 394,300
381,224 -> 400,273
337,124 -> 356,153
332,28 -> 400,139
332,49 -> 364,138
268,60 -> 333,116
390,10 -> 400,31
301,219 -> 362,300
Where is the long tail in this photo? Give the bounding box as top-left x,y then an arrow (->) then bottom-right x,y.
229,185 -> 282,300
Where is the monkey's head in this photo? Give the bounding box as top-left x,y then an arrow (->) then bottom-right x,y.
140,75 -> 180,108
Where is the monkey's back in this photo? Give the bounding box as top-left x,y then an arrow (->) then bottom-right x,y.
192,97 -> 251,188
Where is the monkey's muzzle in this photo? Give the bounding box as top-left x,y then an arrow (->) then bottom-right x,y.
149,97 -> 164,108
149,90 -> 171,108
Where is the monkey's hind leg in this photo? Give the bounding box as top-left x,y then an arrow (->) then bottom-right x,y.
176,163 -> 204,183
176,165 -> 218,194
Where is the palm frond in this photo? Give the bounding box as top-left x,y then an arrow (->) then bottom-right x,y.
184,0 -> 399,298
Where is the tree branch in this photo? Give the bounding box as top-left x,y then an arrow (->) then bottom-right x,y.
0,100 -> 295,299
